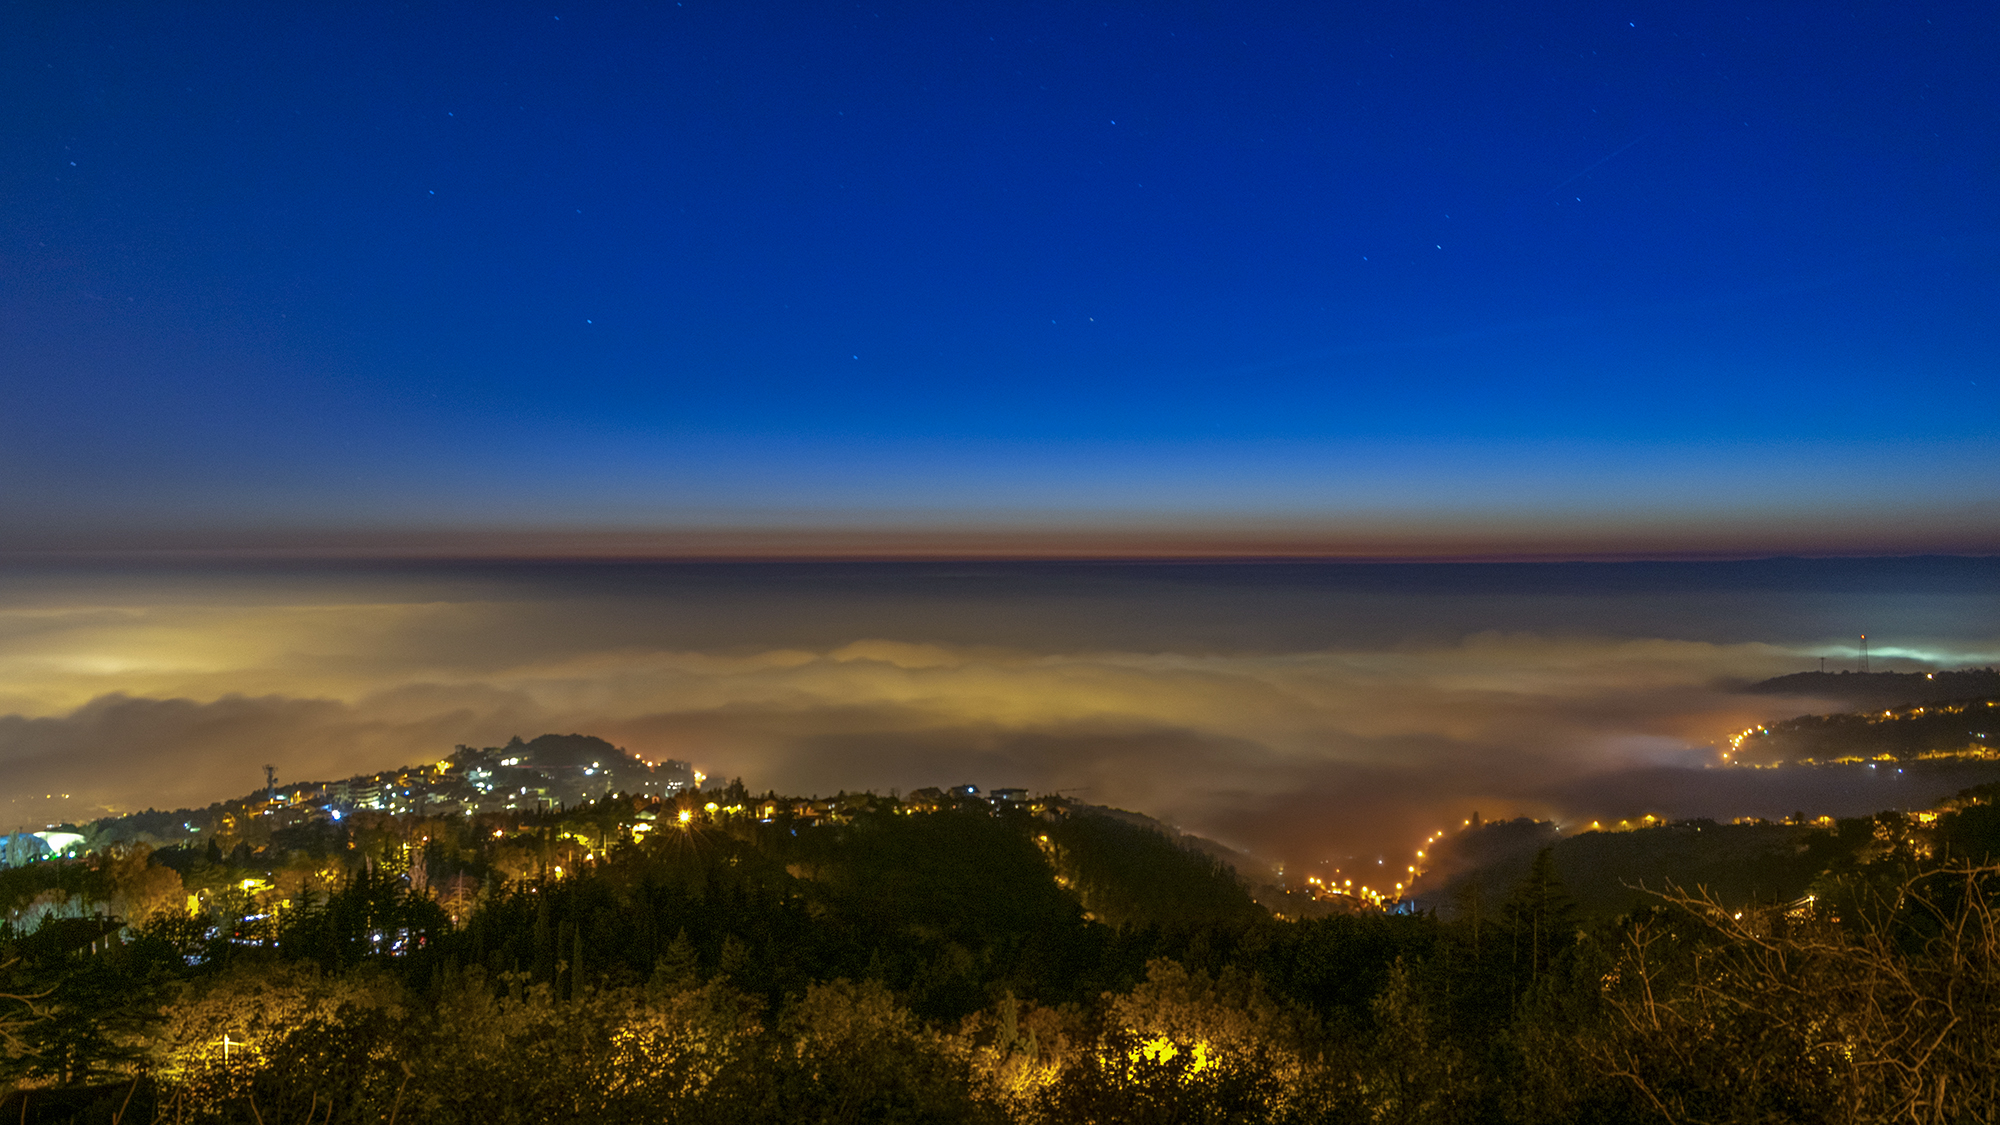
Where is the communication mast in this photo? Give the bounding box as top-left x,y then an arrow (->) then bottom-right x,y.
1861,635 -> 1869,674
264,764 -> 278,804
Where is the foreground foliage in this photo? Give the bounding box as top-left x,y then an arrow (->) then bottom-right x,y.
6,794 -> 2000,1123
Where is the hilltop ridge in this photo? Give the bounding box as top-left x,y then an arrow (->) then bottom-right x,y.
1745,667 -> 2000,710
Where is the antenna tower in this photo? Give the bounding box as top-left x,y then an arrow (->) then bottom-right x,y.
1861,635 -> 1869,674
264,764 -> 278,804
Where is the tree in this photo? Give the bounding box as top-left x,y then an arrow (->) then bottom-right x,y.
1033,959 -> 1337,1125
742,979 -> 998,1125
1,933 -> 164,1088
1358,959 -> 1466,1125
1591,864 -> 2000,1123
94,843 -> 187,924
0,954 -> 48,1059
1500,849 -> 1577,994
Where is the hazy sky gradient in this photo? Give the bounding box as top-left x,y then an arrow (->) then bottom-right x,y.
3,1 -> 1996,550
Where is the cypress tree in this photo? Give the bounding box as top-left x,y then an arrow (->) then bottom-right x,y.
533,892 -> 554,982
1501,848 -> 1576,991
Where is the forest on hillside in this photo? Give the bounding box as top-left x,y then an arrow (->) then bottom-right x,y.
4,786 -> 2000,1123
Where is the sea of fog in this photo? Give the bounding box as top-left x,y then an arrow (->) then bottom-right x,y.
2,556 -> 1997,871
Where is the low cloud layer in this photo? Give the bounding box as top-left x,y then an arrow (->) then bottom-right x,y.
3,560 -> 1997,870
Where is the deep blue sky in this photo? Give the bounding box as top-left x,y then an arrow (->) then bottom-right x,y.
4,1 -> 1997,553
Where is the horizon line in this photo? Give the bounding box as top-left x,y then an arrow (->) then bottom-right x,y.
4,538 -> 1997,568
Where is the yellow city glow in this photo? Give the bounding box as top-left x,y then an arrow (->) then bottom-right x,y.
678,809 -> 693,824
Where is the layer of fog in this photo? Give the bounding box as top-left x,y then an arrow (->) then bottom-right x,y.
2,559 -> 1997,871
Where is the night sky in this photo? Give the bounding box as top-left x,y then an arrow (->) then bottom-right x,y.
4,0 -> 1996,553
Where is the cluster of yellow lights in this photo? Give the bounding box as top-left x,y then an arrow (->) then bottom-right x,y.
1722,710 -> 1977,759
1303,873 -> 1392,907
1300,826 -> 1457,909
1722,699 -> 1997,767
1723,724 -> 1771,761
1126,1036 -> 1216,1075
1581,814 -> 1664,833
1413,827 -> 1444,872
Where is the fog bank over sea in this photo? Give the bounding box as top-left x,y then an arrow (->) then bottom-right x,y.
3,556 -> 1997,869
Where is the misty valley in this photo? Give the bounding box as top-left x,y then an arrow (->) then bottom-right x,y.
7,682 -> 2000,1124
